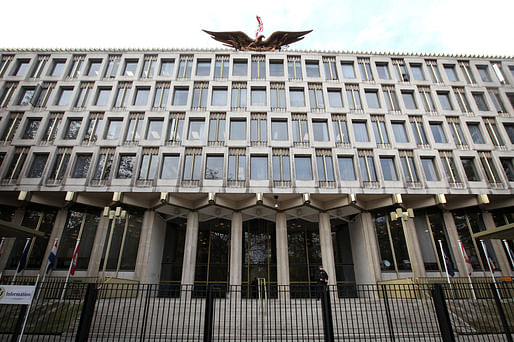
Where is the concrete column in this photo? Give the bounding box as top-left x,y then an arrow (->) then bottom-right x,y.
319,212 -> 336,286
275,212 -> 290,286
349,212 -> 381,284
87,215 -> 110,277
39,208 -> 68,275
181,211 -> 199,285
403,218 -> 426,278
442,210 -> 467,276
0,238 -> 16,274
134,210 -> 167,283
481,211 -> 512,277
229,212 -> 242,287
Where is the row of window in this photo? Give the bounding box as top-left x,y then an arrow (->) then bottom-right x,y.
2,111 -> 513,149
1,53 -> 512,85
2,146 -> 512,186
2,80 -> 513,114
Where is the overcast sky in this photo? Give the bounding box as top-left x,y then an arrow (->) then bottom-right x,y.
2,0 -> 513,55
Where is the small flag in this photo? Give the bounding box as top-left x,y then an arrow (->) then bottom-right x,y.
440,243 -> 455,277
17,238 -> 31,273
459,241 -> 473,275
256,16 -> 263,38
70,241 -> 80,276
46,239 -> 58,274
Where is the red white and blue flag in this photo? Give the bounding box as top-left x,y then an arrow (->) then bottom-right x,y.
17,238 -> 32,273
256,16 -> 263,38
46,239 -> 58,274
70,241 -> 80,276
459,241 -> 473,275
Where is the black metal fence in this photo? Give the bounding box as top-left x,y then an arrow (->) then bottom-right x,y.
0,280 -> 513,341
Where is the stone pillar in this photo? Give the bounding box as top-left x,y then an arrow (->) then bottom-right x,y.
181,211 -> 199,285
275,212 -> 290,286
318,212 -> 336,286
0,238 -> 16,274
87,215 -> 110,277
349,212 -> 381,284
39,208 -> 68,275
403,218 -> 426,278
482,211 -> 512,277
442,210 -> 467,276
134,210 -> 167,283
229,212 -> 242,287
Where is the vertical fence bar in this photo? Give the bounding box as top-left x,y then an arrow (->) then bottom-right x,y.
75,283 -> 98,342
490,282 -> 513,342
320,285 -> 334,342
380,284 -> 395,341
431,284 -> 455,342
203,285 -> 214,342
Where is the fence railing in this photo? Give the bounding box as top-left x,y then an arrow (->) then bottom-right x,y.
0,280 -> 513,341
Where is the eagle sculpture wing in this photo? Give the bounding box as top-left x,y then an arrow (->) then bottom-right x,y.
202,30 -> 254,50
263,30 -> 313,50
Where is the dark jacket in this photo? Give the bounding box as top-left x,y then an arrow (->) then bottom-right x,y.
318,269 -> 328,284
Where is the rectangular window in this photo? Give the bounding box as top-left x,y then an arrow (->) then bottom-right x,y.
138,150 -> 158,180
365,89 -> 380,108
353,121 -> 369,142
123,59 -> 139,77
153,82 -> 170,108
399,151 -> 419,183
172,87 -> 189,106
146,119 -> 163,140
205,155 -> 224,180
41,113 -> 62,143
251,155 -> 268,180
479,151 -> 501,185
269,60 -> 284,76
371,116 -> 389,145
305,60 -> 320,78
292,115 -> 309,144
323,57 -> 338,80
251,56 -> 265,79
437,91 -> 453,110
48,148 -> 71,182
85,59 -> 102,77
17,87 -> 35,105
21,118 -> 41,139
380,157 -> 398,181
382,85 -> 400,111
401,90 -> 417,110
32,83 -> 55,108
0,82 -> 18,107
358,150 -> 377,182
461,157 -> 480,181
83,113 -> 103,144
251,88 -> 266,106
410,64 -> 425,81
159,59 -> 175,76
272,151 -> 291,182
178,55 -> 193,78
376,63 -> 391,80
103,55 -> 120,78
49,59 -> 66,77
358,58 -> 374,81
295,156 -> 313,180
192,82 -> 208,109
287,56 -> 302,80
94,87 -> 111,106
214,55 -> 229,79
410,117 -> 428,146
125,113 -> 143,143
168,114 -> 184,143
71,154 -> 92,178
271,120 -> 288,140
338,156 -> 355,180
312,120 -> 329,141
392,122 -> 408,143
327,89 -> 343,107
12,59 -> 30,77
3,148 -> 28,182
27,153 -> 48,178
56,87 -> 74,106
346,84 -> 362,110
440,151 -> 461,184
133,87 -> 150,106
63,118 -> 82,140
231,82 -> 247,109
114,82 -> 132,108
332,115 -> 349,144
188,119 -> 205,140
473,92 -> 489,111
117,154 -> 136,179
161,155 -> 179,179
269,83 -> 285,109
140,56 -> 156,78
229,119 -> 246,140
421,157 -> 439,181
211,87 -> 228,106
425,59 -> 442,83
484,118 -> 504,147
430,122 -> 447,143
341,61 -> 356,78
392,59 -> 409,82
504,124 -> 514,144
477,65 -> 491,82
459,61 -> 475,84
488,88 -> 506,113
232,59 -> 247,76
196,59 -> 211,76
228,149 -> 246,181
250,114 -> 267,143
447,117 -> 467,147
453,87 -> 472,113
492,62 -> 507,84
316,152 -> 334,182
289,88 -> 305,107
500,158 -> 514,182
444,64 -> 458,82
467,123 -> 485,144
208,114 -> 225,143
105,119 -> 122,140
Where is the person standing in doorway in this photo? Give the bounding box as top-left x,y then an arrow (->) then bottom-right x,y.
317,266 -> 328,299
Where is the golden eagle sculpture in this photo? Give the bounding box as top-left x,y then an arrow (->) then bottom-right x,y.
202,29 -> 313,51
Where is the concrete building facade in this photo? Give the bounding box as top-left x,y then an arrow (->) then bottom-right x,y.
0,48 -> 513,288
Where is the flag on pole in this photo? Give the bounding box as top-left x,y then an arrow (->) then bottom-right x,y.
459,241 -> 473,275
439,242 -> 455,277
70,241 -> 80,276
17,238 -> 31,273
256,16 -> 263,38
46,239 -> 58,274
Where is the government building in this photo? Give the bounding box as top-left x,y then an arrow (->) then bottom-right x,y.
0,48 -> 513,290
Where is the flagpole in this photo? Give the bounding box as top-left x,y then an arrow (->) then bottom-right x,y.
36,238 -> 58,302
502,240 -> 514,269
18,274 -> 40,342
480,240 -> 501,300
438,240 -> 451,286
0,237 -> 5,281
457,240 -> 476,300
61,238 -> 80,301
12,238 -> 31,284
